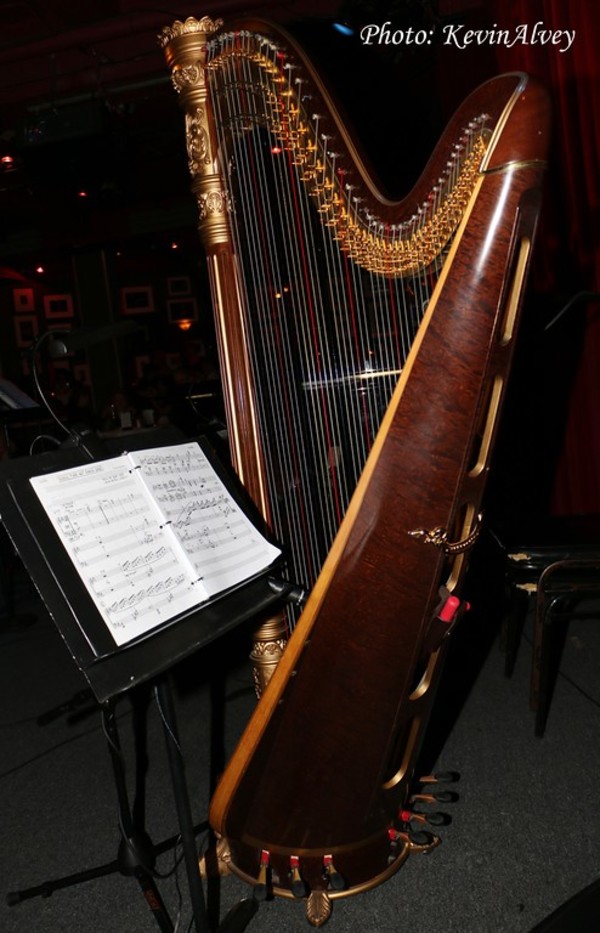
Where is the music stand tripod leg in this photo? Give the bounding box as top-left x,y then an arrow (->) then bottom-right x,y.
102,699 -> 175,932
6,699 -> 175,932
155,676 -> 261,933
155,675 -> 211,933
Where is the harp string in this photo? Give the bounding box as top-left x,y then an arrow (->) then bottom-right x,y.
225,39 -> 338,580
206,29 -> 487,615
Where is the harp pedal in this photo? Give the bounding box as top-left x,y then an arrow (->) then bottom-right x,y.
418,770 -> 460,785
255,849 -> 271,901
388,827 -> 437,858
400,807 -> 451,828
407,830 -> 438,849
289,855 -> 309,898
322,854 -> 346,891
410,789 -> 459,804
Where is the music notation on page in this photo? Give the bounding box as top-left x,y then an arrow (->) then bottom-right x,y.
29,443 -> 281,646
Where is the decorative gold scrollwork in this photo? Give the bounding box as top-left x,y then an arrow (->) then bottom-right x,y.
408,512 -> 483,555
186,108 -> 211,174
306,890 -> 333,927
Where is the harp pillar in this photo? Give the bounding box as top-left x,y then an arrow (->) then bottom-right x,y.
161,17 -> 288,693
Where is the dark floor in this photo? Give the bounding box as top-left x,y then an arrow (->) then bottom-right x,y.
2,548 -> 600,933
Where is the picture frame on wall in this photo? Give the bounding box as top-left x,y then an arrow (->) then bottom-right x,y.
14,315 -> 39,348
167,276 -> 191,297
120,286 -> 155,315
13,288 -> 35,313
43,294 -> 74,319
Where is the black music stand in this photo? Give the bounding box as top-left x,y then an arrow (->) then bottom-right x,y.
0,434 -> 286,933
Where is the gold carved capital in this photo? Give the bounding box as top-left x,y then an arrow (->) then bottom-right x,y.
160,17 -> 221,107
159,16 -> 223,48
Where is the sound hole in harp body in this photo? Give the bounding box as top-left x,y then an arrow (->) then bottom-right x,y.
467,376 -> 504,478
381,715 -> 422,791
381,645 -> 441,791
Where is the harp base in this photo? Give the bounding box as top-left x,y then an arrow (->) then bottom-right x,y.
224,833 -> 440,927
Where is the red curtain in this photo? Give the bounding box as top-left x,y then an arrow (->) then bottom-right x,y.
492,0 -> 600,513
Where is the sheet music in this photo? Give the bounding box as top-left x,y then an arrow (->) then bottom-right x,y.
29,443 -> 281,647
129,443 -> 281,597
30,458 -> 205,646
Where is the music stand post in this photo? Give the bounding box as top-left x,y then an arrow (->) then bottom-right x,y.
0,433 -> 286,932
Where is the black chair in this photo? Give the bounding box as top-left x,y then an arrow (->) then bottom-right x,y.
502,516 -> 600,736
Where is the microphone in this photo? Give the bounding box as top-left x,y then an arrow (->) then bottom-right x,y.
267,576 -> 308,608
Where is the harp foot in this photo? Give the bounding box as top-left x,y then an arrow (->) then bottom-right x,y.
306,890 -> 332,927
199,834 -> 232,879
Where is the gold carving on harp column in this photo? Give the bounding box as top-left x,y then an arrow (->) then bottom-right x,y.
160,18 -> 232,247
249,619 -> 289,698
186,108 -> 211,173
161,17 -> 288,696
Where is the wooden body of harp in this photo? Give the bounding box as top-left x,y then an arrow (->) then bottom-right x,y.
162,18 -> 550,926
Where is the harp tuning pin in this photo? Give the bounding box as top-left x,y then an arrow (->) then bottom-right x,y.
289,855 -> 309,898
255,849 -> 271,900
323,854 -> 346,891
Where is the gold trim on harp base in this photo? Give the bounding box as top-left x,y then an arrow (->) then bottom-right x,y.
223,833 -> 439,927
